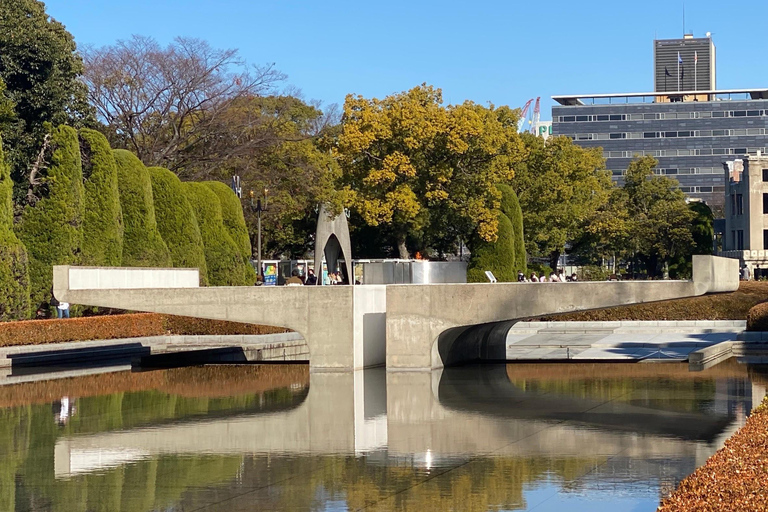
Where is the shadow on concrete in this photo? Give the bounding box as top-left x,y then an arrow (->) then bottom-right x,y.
436,321 -> 519,367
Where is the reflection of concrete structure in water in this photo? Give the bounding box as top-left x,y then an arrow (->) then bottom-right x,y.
55,366 -> 753,481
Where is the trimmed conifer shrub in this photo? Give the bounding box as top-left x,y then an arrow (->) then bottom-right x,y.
113,150 -> 172,268
204,181 -> 255,282
78,128 -> 123,266
148,167 -> 209,285
0,135 -> 30,320
182,182 -> 252,286
498,184 -> 526,273
467,211 -> 516,283
16,125 -> 84,311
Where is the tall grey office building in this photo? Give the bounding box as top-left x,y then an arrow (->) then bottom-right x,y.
654,36 -> 715,92
552,35 -> 768,211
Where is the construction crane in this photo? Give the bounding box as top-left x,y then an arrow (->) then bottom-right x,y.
530,97 -> 541,134
517,98 -> 533,132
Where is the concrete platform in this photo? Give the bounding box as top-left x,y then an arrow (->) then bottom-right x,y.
0,332 -> 309,384
506,321 -> 745,362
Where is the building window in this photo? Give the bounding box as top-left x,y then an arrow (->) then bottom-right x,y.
732,230 -> 736,249
737,194 -> 744,215
763,169 -> 768,182
764,230 -> 768,250
738,230 -> 744,250
764,193 -> 768,214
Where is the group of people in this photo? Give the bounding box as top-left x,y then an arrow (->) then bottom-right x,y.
517,270 -> 578,283
284,268 -> 346,286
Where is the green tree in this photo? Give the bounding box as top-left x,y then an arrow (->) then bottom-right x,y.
16,125 -> 83,311
113,150 -> 171,268
79,128 -> 123,266
622,156 -> 695,277
0,0 -> 92,192
148,167 -> 208,285
0,134 -> 30,320
204,181 -> 255,284
182,182 -> 251,286
571,186 -> 630,267
467,211 -> 516,282
498,184 -> 526,272
192,95 -> 344,259
511,134 -> 612,269
336,84 -> 524,259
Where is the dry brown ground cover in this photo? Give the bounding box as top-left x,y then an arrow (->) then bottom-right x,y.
658,396 -> 768,511
0,313 -> 289,348
537,281 -> 768,322
0,364 -> 309,408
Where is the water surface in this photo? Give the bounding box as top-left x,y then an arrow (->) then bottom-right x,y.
1,361 -> 763,511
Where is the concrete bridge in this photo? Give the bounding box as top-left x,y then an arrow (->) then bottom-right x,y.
52,255 -> 738,371
53,367 -> 754,478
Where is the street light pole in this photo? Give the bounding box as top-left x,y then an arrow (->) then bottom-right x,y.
250,189 -> 268,280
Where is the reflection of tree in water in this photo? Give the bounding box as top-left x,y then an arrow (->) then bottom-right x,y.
176,455 -> 605,512
0,365 -> 308,512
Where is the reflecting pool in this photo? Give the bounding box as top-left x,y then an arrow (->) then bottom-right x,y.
1,361 -> 764,511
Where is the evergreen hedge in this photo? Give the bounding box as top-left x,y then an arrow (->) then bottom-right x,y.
0,135 -> 30,320
148,167 -> 209,285
113,150 -> 172,268
498,184 -> 526,273
182,182 -> 252,286
204,180 -> 255,283
78,128 -> 123,266
467,210 -> 516,283
16,125 -> 83,311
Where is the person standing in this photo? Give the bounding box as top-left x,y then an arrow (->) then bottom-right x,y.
305,268 -> 318,285
57,301 -> 70,318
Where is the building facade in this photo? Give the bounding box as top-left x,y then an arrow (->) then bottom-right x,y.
721,154 -> 768,276
654,36 -> 715,93
551,89 -> 768,210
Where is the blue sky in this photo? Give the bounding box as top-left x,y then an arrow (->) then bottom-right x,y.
45,0 -> 768,121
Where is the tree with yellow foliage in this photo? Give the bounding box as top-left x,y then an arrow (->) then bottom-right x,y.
335,84 -> 525,258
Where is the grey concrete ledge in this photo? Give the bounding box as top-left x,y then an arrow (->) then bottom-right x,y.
0,333 -> 307,368
510,320 -> 746,335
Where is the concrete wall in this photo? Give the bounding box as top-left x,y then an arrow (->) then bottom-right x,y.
54,255 -> 737,371
386,255 -> 738,370
54,266 -> 386,371
353,285 -> 387,369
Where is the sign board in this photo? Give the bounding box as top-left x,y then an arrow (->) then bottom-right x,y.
263,263 -> 277,286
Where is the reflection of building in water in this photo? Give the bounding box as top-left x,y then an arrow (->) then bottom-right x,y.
53,396 -> 75,425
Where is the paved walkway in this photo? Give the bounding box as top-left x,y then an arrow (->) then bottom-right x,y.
506,321 -> 745,362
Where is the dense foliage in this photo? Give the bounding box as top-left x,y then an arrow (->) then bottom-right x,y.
467,211 -> 516,282
182,182 -> 252,286
498,184 -> 526,273
148,167 -> 208,285
113,150 -> 171,268
15,125 -> 83,311
511,133 -> 612,269
0,135 -> 29,320
204,180 -> 255,284
336,84 -> 524,259
79,128 -> 123,266
0,0 -> 92,194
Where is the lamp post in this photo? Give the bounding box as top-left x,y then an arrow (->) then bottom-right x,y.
250,188 -> 268,280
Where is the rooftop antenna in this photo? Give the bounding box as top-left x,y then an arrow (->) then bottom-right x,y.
682,2 -> 685,36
